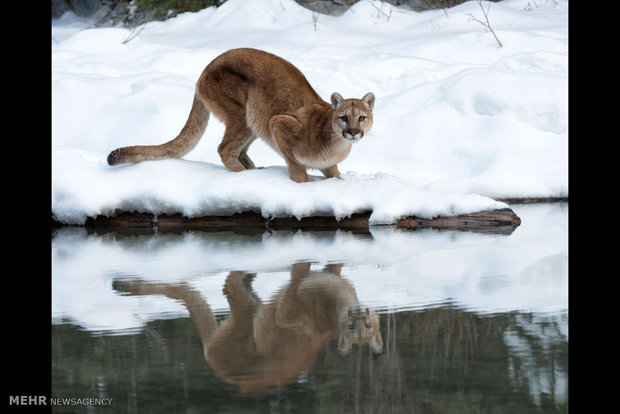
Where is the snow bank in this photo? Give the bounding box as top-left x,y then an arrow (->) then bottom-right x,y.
52,0 -> 568,224
53,150 -> 507,224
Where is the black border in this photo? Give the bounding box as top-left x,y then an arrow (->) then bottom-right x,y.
5,2 -> 52,412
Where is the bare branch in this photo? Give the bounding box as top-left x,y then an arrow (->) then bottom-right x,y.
371,1 -> 392,21
92,7 -> 114,28
466,0 -> 503,48
527,0 -> 558,10
122,12 -> 154,45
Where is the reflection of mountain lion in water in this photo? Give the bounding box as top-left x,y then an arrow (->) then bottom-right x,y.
113,262 -> 382,395
107,48 -> 375,183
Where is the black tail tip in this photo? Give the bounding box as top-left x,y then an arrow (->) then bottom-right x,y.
111,279 -> 124,292
107,149 -> 122,166
111,279 -> 135,295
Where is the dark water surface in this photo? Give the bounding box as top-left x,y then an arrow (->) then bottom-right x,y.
52,204 -> 568,413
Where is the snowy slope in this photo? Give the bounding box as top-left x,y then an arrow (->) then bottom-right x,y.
52,0 -> 568,224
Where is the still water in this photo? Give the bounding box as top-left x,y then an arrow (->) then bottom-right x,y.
52,204 -> 568,413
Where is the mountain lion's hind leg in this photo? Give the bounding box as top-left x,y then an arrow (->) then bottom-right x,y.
321,165 -> 342,179
238,140 -> 257,170
217,124 -> 255,172
269,114 -> 309,183
222,271 -> 261,317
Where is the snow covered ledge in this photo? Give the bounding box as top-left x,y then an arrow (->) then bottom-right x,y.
52,154 -> 520,234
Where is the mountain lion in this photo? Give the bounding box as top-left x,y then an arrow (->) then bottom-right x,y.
107,48 -> 375,183
113,262 -> 383,395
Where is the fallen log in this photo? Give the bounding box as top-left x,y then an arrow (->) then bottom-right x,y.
69,207 -> 521,235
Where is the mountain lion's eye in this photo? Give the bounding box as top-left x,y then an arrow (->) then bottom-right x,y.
359,116 -> 366,122
340,116 -> 348,122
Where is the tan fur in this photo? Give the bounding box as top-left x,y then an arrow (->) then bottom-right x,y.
113,262 -> 382,395
107,48 -> 375,182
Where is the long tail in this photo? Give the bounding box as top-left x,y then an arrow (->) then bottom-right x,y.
112,279 -> 218,357
107,92 -> 210,165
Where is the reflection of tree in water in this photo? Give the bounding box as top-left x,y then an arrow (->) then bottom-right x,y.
503,313 -> 568,411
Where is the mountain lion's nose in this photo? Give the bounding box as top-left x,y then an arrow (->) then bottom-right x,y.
347,128 -> 360,136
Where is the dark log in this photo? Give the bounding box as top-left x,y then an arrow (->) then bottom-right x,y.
396,208 -> 521,234
71,207 -> 521,235
497,196 -> 567,204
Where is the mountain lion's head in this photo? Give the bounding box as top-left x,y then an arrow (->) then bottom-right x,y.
331,92 -> 375,142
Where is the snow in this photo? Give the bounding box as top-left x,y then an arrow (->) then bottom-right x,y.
51,203 -> 568,334
52,0 -> 568,225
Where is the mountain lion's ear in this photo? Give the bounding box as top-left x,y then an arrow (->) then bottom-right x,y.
362,92 -> 375,111
331,92 -> 344,109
